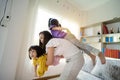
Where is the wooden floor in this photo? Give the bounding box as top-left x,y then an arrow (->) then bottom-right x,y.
33,74 -> 60,80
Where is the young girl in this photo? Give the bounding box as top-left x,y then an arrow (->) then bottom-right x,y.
39,31 -> 64,65
28,45 -> 48,77
48,18 -> 106,65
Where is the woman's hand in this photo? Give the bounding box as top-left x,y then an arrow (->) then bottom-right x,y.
52,55 -> 64,66
46,47 -> 54,65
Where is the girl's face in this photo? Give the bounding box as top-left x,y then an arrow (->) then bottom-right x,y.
29,49 -> 37,59
39,33 -> 44,44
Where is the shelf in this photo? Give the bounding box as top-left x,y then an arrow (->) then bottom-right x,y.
80,17 -> 120,59
83,42 -> 101,44
81,22 -> 102,28
103,18 -> 120,24
102,33 -> 120,36
102,33 -> 120,43
81,35 -> 101,38
102,42 -> 120,44
106,57 -> 120,60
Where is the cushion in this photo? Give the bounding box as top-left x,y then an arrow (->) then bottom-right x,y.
81,54 -> 94,72
91,57 -> 120,80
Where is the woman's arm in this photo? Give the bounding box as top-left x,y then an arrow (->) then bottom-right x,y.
46,47 -> 54,65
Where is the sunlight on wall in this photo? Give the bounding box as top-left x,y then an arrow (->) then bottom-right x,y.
33,9 -> 51,45
60,19 -> 80,39
33,9 -> 80,45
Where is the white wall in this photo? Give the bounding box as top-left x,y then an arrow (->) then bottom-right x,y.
36,0 -> 82,24
0,0 -> 29,80
0,27 -> 8,64
0,0 -> 8,64
82,0 -> 120,26
36,0 -> 82,38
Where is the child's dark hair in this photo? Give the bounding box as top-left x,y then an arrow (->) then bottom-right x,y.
48,18 -> 59,29
39,31 -> 53,52
28,45 -> 45,59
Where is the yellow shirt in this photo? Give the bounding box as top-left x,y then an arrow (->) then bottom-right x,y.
32,54 -> 48,77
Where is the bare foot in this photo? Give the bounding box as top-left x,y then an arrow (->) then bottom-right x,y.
98,52 -> 106,64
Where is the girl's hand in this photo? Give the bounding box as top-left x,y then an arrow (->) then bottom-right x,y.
62,27 -> 67,30
58,27 -> 62,31
52,27 -> 62,31
62,28 -> 71,33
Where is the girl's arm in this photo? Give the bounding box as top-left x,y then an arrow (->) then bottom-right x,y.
46,47 -> 54,65
52,27 -> 62,31
34,65 -> 37,77
62,28 -> 71,33
52,27 -> 71,33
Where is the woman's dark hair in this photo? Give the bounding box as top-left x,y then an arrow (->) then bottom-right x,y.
28,45 -> 45,59
48,18 -> 59,28
39,31 -> 53,52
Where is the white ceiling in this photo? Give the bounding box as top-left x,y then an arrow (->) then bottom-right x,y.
67,0 -> 111,11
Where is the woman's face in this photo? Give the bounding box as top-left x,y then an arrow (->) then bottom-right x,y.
39,33 -> 44,44
29,49 -> 37,59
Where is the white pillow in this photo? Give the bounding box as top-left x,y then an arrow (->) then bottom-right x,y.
81,54 -> 94,72
91,57 -> 120,80
77,70 -> 101,80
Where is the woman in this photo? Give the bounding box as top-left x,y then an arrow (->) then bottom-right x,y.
39,31 -> 63,65
48,18 -> 106,65
39,31 -> 84,80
